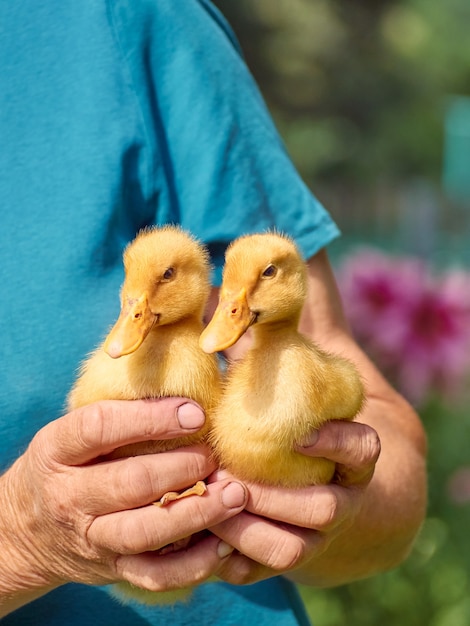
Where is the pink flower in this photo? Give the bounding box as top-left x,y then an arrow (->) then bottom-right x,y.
398,273 -> 470,401
447,466 -> 470,505
336,248 -> 470,405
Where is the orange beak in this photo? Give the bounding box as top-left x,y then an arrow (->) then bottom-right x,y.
104,293 -> 157,358
199,288 -> 257,353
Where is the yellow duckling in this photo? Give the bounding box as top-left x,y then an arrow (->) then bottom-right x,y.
200,232 -> 364,487
67,225 -> 221,604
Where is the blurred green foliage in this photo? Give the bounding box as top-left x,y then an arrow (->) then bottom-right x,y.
214,0 -> 470,186
211,2 -> 470,624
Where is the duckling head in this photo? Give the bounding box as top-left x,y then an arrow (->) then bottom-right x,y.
200,232 -> 307,353
105,226 -> 211,358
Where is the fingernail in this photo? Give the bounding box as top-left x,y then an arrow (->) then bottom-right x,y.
176,403 -> 205,429
221,482 -> 246,509
299,429 -> 319,448
217,541 -> 234,559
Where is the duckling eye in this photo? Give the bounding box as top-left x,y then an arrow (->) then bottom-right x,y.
262,264 -> 277,279
162,267 -> 175,281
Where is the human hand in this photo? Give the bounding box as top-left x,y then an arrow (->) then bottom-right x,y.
0,399 -> 247,612
208,419 -> 380,586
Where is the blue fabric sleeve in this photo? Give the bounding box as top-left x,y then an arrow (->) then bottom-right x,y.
109,0 -> 339,283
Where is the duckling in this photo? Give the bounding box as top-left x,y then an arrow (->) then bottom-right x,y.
67,225 -> 221,604
200,232 -> 364,488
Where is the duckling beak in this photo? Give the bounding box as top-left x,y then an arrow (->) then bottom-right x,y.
199,288 -> 256,353
104,293 -> 157,358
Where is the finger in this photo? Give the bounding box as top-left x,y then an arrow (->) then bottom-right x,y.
76,445 -> 216,516
209,470 -> 359,529
296,420 -> 381,486
87,480 -> 247,554
115,534 -> 233,592
39,398 -> 205,465
215,548 -> 325,587
247,482 -> 360,529
215,550 -> 271,586
210,511 -> 316,574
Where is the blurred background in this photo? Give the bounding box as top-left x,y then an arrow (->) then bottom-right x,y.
213,1 -> 470,624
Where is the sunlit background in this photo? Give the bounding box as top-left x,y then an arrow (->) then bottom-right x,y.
213,1 -> 470,624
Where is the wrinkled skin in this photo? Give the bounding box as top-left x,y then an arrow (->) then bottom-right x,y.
0,398 -> 247,616
0,251 -> 427,617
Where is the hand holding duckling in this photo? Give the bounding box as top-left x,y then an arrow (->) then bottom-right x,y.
209,417 -> 380,587
67,226 -> 230,604
0,398 -> 248,618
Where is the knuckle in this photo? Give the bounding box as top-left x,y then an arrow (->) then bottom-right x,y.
121,457 -> 156,504
75,402 -> 108,450
119,517 -> 160,554
310,491 -> 339,530
91,512 -> 162,555
264,534 -> 306,571
182,496 -> 217,530
355,427 -> 381,468
186,448 -> 212,475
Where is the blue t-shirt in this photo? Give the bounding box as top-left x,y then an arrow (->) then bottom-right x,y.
0,0 -> 339,623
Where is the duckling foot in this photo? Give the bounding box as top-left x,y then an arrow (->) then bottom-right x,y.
154,480 -> 207,507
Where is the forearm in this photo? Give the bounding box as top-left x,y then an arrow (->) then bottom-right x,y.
0,584 -> 55,620
287,250 -> 427,587
287,391 -> 427,587
0,464 -> 59,618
